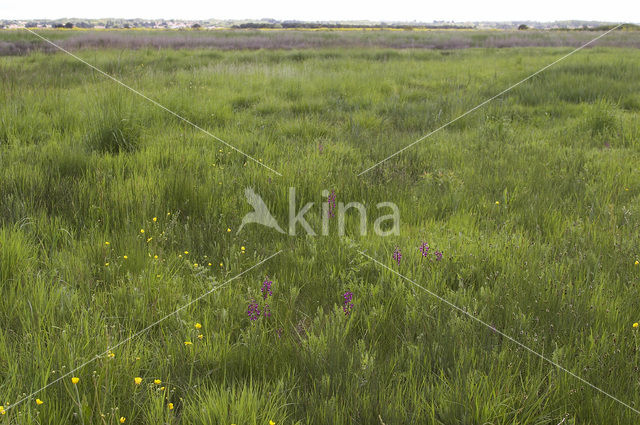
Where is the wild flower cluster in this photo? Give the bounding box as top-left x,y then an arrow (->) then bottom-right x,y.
392,247 -> 402,265
392,242 -> 444,265
328,190 -> 337,218
247,299 -> 261,321
261,277 -> 273,299
342,291 -> 354,316
248,277 -> 274,322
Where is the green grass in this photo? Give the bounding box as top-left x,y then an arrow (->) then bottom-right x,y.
1,30 -> 640,424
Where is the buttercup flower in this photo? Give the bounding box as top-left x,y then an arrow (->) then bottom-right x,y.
72,377 -> 79,384
35,399 -> 43,405
168,403 -> 174,410
154,379 -> 161,385
184,341 -> 193,346
120,417 -> 126,423
134,377 -> 142,385
634,322 -> 639,328
198,334 -> 203,339
195,323 -> 202,329
153,217 -> 157,222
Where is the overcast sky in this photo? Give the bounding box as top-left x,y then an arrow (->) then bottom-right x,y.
1,0 -> 637,23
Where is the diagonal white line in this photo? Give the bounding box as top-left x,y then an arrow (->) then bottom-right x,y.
23,27 -> 282,177
357,24 -> 624,176
357,248 -> 640,416
3,250 -> 282,413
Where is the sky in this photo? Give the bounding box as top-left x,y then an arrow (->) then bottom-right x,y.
1,0 -> 638,23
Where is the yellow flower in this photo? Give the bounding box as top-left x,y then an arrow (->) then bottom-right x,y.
219,262 -> 223,267
241,246 -> 245,250
147,237 -> 153,243
635,260 -> 639,266
140,229 -> 144,234
197,334 -> 203,339
168,402 -> 174,410
270,421 -> 275,425
208,262 -> 212,266
227,228 -> 231,232
123,255 -> 128,259
634,322 -> 639,328
72,377 -> 79,384
154,379 -> 161,385
495,201 -> 500,205
0,406 -> 5,415
153,217 -> 157,222
105,241 -> 110,245
184,341 -> 192,346
134,377 -> 142,385
105,262 -> 109,266
160,386 -> 165,391
167,212 -> 171,216
184,251 -> 189,255
107,351 -> 115,358
194,263 -> 198,267
195,323 -> 202,329
154,255 -> 158,259
35,399 -> 43,405
120,417 -> 126,423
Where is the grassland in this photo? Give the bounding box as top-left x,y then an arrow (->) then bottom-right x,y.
1,28 -> 640,424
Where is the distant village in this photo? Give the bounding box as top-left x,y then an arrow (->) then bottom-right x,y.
0,18 -> 625,31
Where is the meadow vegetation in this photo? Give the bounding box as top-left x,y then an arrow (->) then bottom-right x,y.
1,29 -> 640,424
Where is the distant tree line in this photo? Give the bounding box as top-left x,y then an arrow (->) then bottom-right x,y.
232,22 -> 472,30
